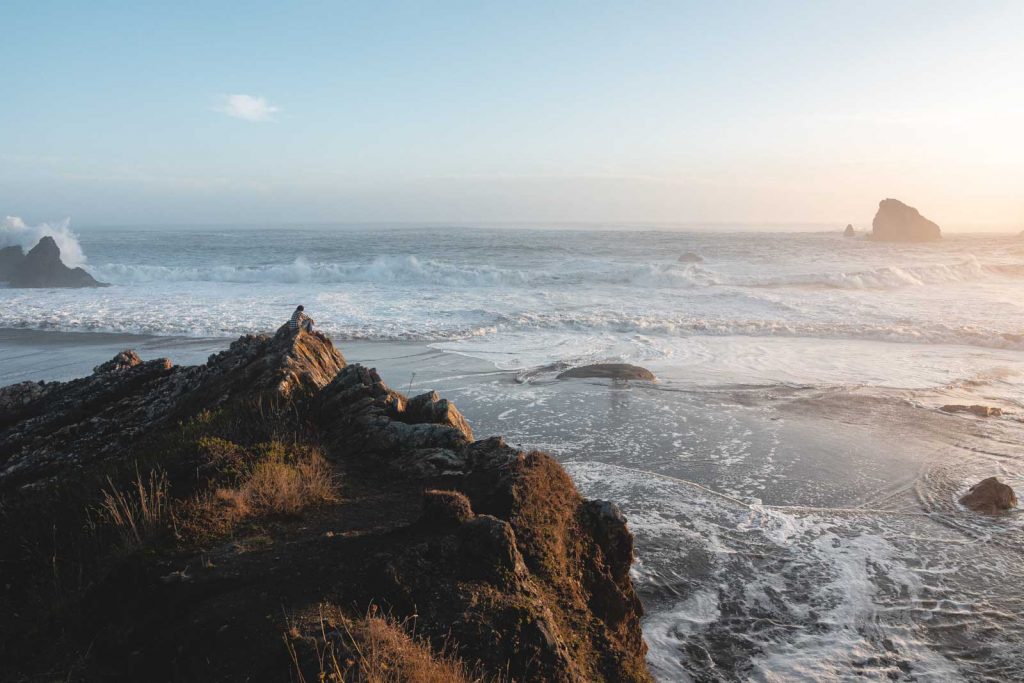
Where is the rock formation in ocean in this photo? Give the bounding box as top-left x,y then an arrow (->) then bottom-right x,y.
678,251 -> 703,263
960,477 -> 1018,514
558,363 -> 656,380
844,224 -> 855,237
0,236 -> 105,287
0,326 -> 651,682
870,199 -> 941,242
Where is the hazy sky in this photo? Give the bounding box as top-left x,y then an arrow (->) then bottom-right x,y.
2,1 -> 1022,228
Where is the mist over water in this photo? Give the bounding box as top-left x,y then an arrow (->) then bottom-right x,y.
3,223 -> 1024,680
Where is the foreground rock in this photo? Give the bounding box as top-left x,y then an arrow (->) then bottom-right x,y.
0,326 -> 650,682
870,198 -> 941,242
844,224 -> 855,237
558,363 -> 656,381
960,477 -> 1017,514
678,251 -> 703,263
0,236 -> 105,287
941,404 -> 1004,418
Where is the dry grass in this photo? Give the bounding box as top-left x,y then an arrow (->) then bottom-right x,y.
243,452 -> 336,515
98,467 -> 173,547
286,606 -> 502,683
177,443 -> 338,543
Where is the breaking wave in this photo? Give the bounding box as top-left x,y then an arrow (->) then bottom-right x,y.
730,256 -> 1024,290
91,256 -> 721,288
88,254 -> 1023,292
0,216 -> 87,267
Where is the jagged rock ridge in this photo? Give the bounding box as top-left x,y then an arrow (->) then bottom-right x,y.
0,326 -> 651,682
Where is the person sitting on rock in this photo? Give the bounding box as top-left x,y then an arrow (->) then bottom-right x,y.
288,305 -> 314,332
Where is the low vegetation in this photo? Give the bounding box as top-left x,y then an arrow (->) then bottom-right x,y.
176,439 -> 337,544
286,606 -> 504,683
98,467 -> 174,547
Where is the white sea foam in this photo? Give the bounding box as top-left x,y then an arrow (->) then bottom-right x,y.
564,461 -> 1019,682
0,216 -> 87,266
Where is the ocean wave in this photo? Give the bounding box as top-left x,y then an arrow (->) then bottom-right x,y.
730,256 -> 1021,290
92,255 -> 533,286
90,255 -> 721,289
88,252 -> 1024,292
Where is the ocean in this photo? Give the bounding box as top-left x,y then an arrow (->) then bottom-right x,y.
2,222 -> 1023,680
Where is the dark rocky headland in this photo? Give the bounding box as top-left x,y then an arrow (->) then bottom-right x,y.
0,327 -> 650,682
0,236 -> 105,288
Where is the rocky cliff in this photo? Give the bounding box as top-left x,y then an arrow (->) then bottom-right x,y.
0,236 -> 105,287
0,327 -> 651,682
870,198 -> 941,242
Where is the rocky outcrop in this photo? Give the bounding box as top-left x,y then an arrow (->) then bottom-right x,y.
558,363 -> 656,381
941,404 -> 1004,418
0,236 -> 106,287
0,328 -> 650,682
870,199 -> 941,242
0,325 -> 344,490
960,477 -> 1017,514
678,252 -> 703,263
844,224 -> 855,237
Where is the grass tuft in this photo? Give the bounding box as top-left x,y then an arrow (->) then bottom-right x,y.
98,467 -> 173,547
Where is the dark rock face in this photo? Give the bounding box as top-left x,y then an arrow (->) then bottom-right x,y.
0,236 -> 106,287
558,363 -> 656,381
0,327 -> 650,682
871,199 -> 941,242
960,477 -> 1017,514
0,245 -> 23,278
678,251 -> 703,263
941,404 -> 1004,418
844,224 -> 855,237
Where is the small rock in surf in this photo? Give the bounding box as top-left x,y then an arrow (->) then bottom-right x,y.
941,404 -> 1003,418
557,364 -> 656,381
960,477 -> 1017,514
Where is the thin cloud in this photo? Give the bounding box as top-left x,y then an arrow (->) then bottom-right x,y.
214,94 -> 279,122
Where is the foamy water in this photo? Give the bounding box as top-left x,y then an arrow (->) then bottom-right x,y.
3,220 -> 1023,680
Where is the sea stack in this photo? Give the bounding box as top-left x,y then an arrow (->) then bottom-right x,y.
870,199 -> 941,242
843,224 -> 855,237
0,236 -> 105,287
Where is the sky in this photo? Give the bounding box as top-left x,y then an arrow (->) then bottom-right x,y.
1,1 -> 1023,229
